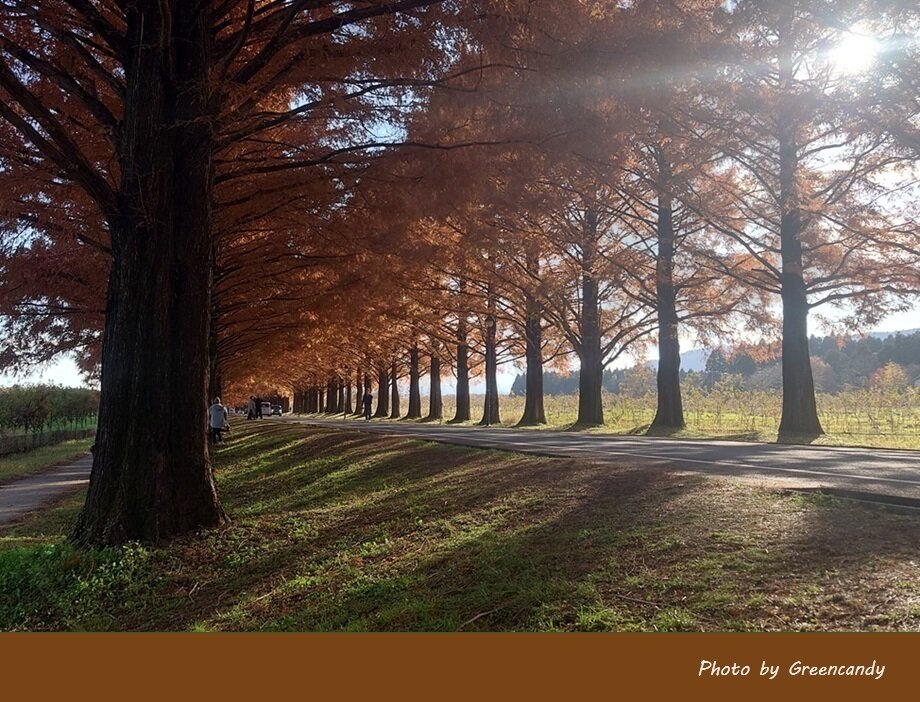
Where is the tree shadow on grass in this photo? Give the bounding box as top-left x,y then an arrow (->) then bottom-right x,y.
199,450 -> 920,632
173,425 -> 920,631
14,421 -> 919,631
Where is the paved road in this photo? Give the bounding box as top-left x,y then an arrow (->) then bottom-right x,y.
0,455 -> 91,527
285,417 -> 920,501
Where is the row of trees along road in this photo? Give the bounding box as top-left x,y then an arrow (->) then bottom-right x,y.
1,1 -> 917,545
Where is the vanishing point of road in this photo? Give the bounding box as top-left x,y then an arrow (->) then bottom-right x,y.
286,416 -> 920,503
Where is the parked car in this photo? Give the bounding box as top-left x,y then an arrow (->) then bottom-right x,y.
271,404 -> 282,416
261,401 -> 271,417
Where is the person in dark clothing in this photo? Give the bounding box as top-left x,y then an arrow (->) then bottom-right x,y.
255,396 -> 263,419
247,395 -> 256,420
362,390 -> 373,421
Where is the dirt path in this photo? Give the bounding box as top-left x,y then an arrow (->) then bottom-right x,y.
0,455 -> 92,527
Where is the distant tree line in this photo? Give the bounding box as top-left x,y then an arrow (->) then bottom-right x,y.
511,331 -> 920,397
704,332 -> 920,392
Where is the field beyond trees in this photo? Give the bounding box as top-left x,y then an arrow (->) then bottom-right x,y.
400,385 -> 920,449
2,421 -> 918,632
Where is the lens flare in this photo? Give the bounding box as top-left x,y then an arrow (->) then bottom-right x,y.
828,32 -> 878,74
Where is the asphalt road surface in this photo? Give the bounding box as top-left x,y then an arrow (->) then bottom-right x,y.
0,455 -> 92,527
284,416 -> 920,502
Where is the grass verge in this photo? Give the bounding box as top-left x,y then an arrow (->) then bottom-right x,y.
1,421 -> 918,631
0,438 -> 93,485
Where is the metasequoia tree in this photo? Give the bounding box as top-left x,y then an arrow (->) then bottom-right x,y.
0,0 -> 493,545
694,0 -> 920,436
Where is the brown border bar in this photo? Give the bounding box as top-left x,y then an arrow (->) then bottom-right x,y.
1,633 -> 915,701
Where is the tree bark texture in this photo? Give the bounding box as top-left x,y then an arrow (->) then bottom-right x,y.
576,208 -> 604,427
73,2 -> 226,546
389,361 -> 401,419
426,352 -> 442,420
407,346 -> 422,418
518,290 -> 546,426
650,151 -> 685,431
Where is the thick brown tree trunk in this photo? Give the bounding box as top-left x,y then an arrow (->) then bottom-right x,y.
344,373 -> 353,415
426,351 -> 443,420
324,379 -> 335,413
650,152 -> 685,432
518,290 -> 546,426
353,371 -> 364,416
777,29 -> 823,439
207,306 -> 222,404
374,365 -> 389,417
451,319 -> 471,423
72,2 -> 226,546
407,345 -> 422,418
479,310 -> 500,426
389,361 -> 401,419
576,208 -> 604,427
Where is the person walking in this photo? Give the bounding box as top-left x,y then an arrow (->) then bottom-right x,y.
362,388 -> 373,421
247,395 -> 256,420
209,397 -> 229,444
255,396 -> 263,419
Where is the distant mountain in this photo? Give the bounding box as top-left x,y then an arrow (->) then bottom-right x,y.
647,348 -> 710,373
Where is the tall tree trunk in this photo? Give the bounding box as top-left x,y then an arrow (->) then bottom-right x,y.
577,207 -> 604,427
777,23 -> 823,438
344,372 -> 353,415
650,150 -> 685,431
207,287 -> 222,403
353,370 -> 364,416
452,318 -> 471,423
407,345 -> 422,418
207,339 -> 222,404
777,166 -> 822,436
374,365 -> 389,417
480,304 -> 500,426
426,351 -> 443,420
389,360 -> 401,419
325,378 -> 335,413
518,289 -> 546,426
73,2 -> 226,546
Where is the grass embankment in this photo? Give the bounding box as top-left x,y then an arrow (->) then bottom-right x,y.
1,420 -> 918,631
0,438 -> 93,485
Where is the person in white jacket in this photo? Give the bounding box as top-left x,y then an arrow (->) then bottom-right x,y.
208,397 -> 229,444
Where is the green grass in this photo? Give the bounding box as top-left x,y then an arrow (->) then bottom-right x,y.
0,438 -> 93,485
1,420 -> 919,631
333,389 -> 920,450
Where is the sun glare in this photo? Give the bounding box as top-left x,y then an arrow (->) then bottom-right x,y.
828,32 -> 879,75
